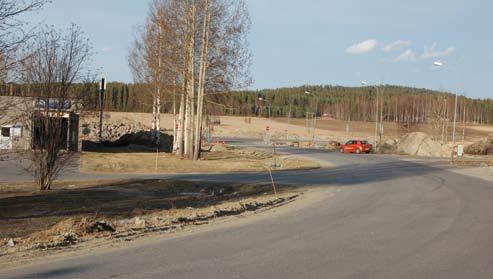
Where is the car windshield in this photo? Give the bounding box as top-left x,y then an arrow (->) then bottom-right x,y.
362,141 -> 368,144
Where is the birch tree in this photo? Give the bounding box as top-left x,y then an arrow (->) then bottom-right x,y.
129,5 -> 164,143
192,0 -> 251,159
130,0 -> 251,160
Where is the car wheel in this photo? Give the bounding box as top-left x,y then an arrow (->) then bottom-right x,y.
355,148 -> 361,154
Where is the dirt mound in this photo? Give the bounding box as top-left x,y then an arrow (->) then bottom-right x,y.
3,191 -> 298,253
22,217 -> 99,249
209,143 -> 235,152
326,141 -> 341,151
81,120 -> 149,142
384,132 -> 451,157
465,134 -> 493,155
378,139 -> 398,154
114,131 -> 173,151
83,131 -> 173,153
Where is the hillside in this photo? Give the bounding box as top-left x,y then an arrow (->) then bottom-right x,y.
1,83 -> 492,125
215,85 -> 493,125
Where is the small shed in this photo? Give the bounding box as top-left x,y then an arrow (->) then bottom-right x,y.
0,96 -> 82,152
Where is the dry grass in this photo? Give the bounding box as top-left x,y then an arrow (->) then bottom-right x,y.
80,146 -> 320,174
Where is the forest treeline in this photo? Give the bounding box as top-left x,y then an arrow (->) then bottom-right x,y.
1,83 -> 492,125
223,85 -> 493,125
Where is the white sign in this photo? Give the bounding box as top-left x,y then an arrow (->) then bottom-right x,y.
12,127 -> 22,137
457,144 -> 464,157
99,78 -> 106,91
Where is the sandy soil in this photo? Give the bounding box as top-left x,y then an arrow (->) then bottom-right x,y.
89,112 -> 493,145
468,125 -> 493,133
275,118 -> 492,144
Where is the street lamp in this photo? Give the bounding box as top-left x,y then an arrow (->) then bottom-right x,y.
433,61 -> 444,67
362,81 -> 380,150
433,61 -> 459,159
304,91 -> 318,145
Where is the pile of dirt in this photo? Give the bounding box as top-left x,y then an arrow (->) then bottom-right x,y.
83,131 -> 173,153
465,134 -> 493,155
209,143 -> 235,152
326,141 -> 341,151
22,218 -> 97,249
112,131 -> 173,151
378,138 -> 398,154
2,194 -> 298,253
81,120 -> 149,142
204,144 -> 273,161
381,132 -> 451,157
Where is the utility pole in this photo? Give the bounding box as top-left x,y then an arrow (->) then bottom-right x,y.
313,97 -> 318,145
99,77 -> 106,142
361,81 -> 379,151
375,87 -> 379,150
462,98 -> 467,146
451,93 -> 458,159
304,91 -> 318,146
379,86 -> 384,147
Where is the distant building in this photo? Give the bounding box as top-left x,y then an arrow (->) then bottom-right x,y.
0,96 -> 81,152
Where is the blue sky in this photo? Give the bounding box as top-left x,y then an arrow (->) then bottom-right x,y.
25,0 -> 493,98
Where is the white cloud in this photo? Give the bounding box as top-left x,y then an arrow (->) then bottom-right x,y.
383,40 -> 411,52
393,49 -> 416,62
346,39 -> 378,54
421,43 -> 456,59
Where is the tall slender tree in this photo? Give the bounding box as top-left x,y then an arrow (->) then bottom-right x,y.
130,0 -> 251,160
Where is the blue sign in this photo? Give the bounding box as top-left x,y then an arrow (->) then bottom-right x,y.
35,98 -> 72,111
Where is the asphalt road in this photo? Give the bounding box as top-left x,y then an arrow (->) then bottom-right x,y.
2,149 -> 493,278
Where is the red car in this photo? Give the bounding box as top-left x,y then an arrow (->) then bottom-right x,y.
340,140 -> 373,154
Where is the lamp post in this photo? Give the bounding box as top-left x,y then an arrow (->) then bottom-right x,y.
99,77 -> 106,142
433,61 -> 459,159
304,91 -> 318,145
264,98 -> 279,167
362,81 -> 380,150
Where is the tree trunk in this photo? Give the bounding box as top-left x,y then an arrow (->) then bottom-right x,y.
193,0 -> 210,160
184,1 -> 196,159
172,79 -> 178,151
156,86 -> 161,142
152,91 -> 157,134
176,90 -> 185,157
184,94 -> 191,156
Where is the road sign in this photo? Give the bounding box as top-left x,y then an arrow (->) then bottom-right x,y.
457,144 -> 464,157
99,77 -> 106,142
99,78 -> 106,91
